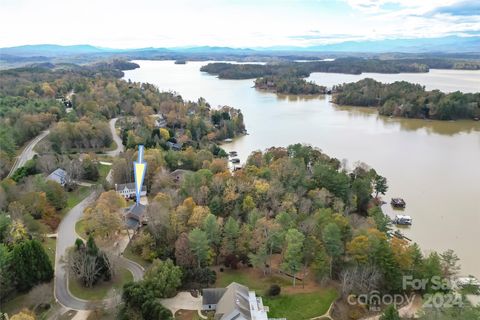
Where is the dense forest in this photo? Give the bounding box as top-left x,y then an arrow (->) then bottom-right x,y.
254,75 -> 327,95
333,78 -> 480,120
200,57 -> 480,79
0,61 -> 245,178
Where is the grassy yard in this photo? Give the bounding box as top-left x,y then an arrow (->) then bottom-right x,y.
263,288 -> 339,319
68,268 -> 133,301
75,219 -> 87,238
214,267 -> 339,320
0,281 -> 55,317
215,268 -> 291,293
65,186 -> 91,212
41,237 -> 57,264
97,163 -> 111,181
123,241 -> 151,268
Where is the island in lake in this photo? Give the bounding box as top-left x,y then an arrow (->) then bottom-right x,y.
254,75 -> 327,95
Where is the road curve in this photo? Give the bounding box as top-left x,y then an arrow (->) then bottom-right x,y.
7,130 -> 49,177
106,118 -> 124,157
54,189 -> 144,310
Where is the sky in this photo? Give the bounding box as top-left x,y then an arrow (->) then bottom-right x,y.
0,0 -> 479,48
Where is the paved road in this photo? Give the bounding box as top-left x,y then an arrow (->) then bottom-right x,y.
7,130 -> 49,177
106,118 -> 124,157
54,189 -> 144,310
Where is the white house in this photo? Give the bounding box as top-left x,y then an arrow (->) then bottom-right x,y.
115,183 -> 147,199
202,282 -> 269,320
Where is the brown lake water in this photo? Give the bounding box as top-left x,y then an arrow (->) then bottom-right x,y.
124,60 -> 480,279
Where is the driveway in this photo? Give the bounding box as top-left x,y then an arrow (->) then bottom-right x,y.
106,118 -> 124,157
7,130 -> 49,177
160,292 -> 203,315
54,188 -> 144,310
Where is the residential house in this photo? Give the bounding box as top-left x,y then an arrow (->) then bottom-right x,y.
46,168 -> 68,187
124,203 -> 147,229
166,141 -> 183,151
202,282 -> 269,320
115,183 -> 147,199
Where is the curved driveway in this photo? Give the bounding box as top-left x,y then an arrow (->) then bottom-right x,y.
106,118 -> 124,157
54,189 -> 144,310
7,130 -> 49,177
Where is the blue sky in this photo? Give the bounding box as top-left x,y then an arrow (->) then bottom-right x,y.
0,0 -> 479,48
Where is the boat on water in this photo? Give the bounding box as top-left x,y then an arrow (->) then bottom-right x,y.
391,198 -> 406,208
394,214 -> 412,225
230,158 -> 240,164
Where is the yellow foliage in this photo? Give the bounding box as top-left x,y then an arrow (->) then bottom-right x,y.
390,237 -> 414,270
10,309 -> 36,320
159,128 -> 170,140
347,235 -> 370,264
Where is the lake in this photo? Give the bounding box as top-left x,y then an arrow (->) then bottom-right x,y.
124,60 -> 480,280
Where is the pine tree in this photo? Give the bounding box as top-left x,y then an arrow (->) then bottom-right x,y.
11,240 -> 53,291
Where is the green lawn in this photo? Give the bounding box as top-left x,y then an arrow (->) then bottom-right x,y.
75,219 -> 87,238
41,237 -> 57,264
123,241 -> 151,268
98,163 -> 111,181
263,288 -> 339,320
68,268 -> 133,301
0,281 -> 55,317
215,269 -> 292,292
65,186 -> 91,212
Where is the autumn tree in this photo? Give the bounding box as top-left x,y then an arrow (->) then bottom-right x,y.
83,191 -> 126,239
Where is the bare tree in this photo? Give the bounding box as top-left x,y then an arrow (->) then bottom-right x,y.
37,154 -> 58,174
67,249 -> 103,288
340,265 -> 382,297
25,283 -> 51,311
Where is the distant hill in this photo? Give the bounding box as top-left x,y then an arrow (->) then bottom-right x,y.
1,36 -> 479,60
0,44 -> 115,57
262,36 -> 480,53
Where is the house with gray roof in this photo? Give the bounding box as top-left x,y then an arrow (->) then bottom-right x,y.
124,203 -> 147,229
46,168 -> 68,187
202,282 -> 269,320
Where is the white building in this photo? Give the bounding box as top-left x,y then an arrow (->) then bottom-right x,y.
115,183 -> 147,199
202,282 -> 269,320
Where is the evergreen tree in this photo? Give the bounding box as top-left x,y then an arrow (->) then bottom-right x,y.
11,240 -> 53,291
380,305 -> 401,320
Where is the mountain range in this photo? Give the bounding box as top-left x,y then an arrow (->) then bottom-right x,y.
1,36 -> 479,56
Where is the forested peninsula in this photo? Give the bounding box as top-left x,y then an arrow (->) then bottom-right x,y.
333,78 -> 480,120
200,57 -> 480,79
202,59 -> 480,120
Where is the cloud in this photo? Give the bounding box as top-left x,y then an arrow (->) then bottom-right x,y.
429,1 -> 480,17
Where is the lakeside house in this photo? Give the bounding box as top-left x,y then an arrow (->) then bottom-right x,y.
202,282 -> 269,320
152,114 -> 167,128
166,141 -> 183,151
46,168 -> 68,187
115,183 -> 147,199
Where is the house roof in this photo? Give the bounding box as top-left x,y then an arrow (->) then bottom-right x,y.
202,288 -> 227,305
126,203 -> 146,219
215,282 -> 251,320
115,183 -> 146,192
47,168 -> 68,184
